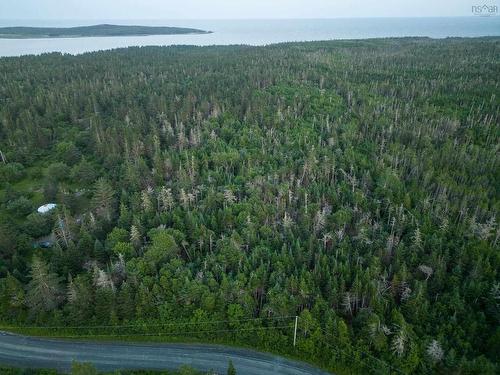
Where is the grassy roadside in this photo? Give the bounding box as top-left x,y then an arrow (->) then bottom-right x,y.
0,365 -> 205,375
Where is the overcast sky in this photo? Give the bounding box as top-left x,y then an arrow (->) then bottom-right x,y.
0,0 -> 493,19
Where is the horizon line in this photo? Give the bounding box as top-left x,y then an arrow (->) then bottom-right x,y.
0,16 -> 496,21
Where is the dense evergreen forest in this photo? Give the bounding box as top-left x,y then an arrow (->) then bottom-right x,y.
0,37 -> 498,374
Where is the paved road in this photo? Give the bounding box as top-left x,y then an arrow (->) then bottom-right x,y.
0,332 -> 331,374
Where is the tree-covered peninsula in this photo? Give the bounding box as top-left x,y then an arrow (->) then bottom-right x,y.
0,24 -> 211,39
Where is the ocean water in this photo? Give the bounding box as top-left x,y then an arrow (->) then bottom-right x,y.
0,17 -> 499,57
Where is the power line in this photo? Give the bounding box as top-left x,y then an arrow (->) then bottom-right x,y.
2,314 -> 402,374
296,327 -> 384,375
0,315 -> 296,330
45,324 -> 294,339
317,327 -> 404,375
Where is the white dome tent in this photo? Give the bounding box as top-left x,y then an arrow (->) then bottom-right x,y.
37,203 -> 57,214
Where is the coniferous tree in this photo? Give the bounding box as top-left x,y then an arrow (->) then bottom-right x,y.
26,257 -> 62,314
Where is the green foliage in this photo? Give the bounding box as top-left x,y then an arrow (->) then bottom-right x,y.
70,159 -> 97,185
0,367 -> 59,374
92,178 -> 115,222
46,162 -> 71,182
144,229 -> 179,270
0,38 -> 499,374
113,242 -> 135,258
23,213 -> 54,238
0,274 -> 26,320
55,142 -> 81,166
0,367 -> 205,375
26,257 -> 62,315
227,360 -> 236,375
5,196 -> 33,216
0,162 -> 26,184
106,228 -> 129,249
71,362 -> 98,375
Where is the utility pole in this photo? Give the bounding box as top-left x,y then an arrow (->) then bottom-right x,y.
293,316 -> 298,347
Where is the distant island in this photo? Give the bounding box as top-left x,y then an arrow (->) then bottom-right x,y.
0,24 -> 212,39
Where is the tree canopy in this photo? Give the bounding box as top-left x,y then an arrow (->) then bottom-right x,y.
0,37 -> 499,374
